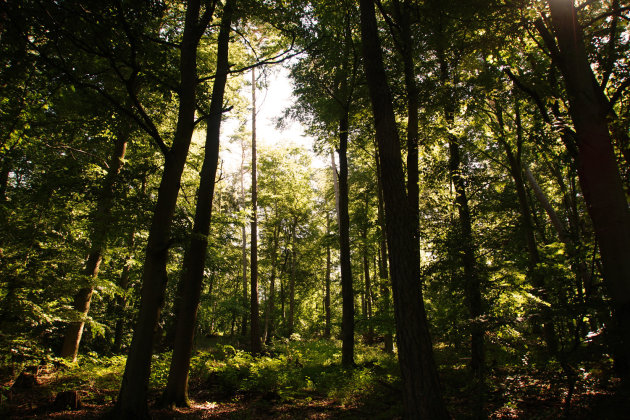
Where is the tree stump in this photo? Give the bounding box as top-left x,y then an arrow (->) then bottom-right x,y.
11,371 -> 38,389
54,390 -> 82,411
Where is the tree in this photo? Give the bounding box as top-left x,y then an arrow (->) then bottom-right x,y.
250,65 -> 262,354
535,0 -> 630,378
161,0 -> 234,407
358,0 -> 449,417
115,1 -> 216,417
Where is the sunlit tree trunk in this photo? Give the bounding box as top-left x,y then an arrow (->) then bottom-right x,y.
240,137 -> 248,337
161,2 -> 233,406
250,66 -> 261,354
359,1 -> 449,417
114,2 -> 211,417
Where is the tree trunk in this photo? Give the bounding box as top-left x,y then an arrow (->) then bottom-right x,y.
161,2 -> 233,407
448,135 -> 485,414
391,0 -> 419,252
287,223 -> 298,337
359,1 -> 449,417
375,144 -> 393,353
264,222 -> 279,344
114,2 -> 208,417
250,66 -> 261,354
61,127 -> 129,362
361,194 -> 374,344
542,0 -> 630,378
324,213 -> 332,338
338,112 -> 355,367
0,159 -> 10,202
240,143 -> 248,337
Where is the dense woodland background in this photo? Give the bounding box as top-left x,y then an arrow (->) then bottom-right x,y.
1,0 -> 630,418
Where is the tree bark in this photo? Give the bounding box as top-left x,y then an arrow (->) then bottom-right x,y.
324,213 -> 332,338
250,66 -> 261,354
161,1 -> 233,407
240,138 -> 248,337
361,193 -> 374,344
263,222 -> 279,344
448,135 -> 485,418
288,224 -> 297,336
61,126 -> 129,361
391,0 -> 419,253
541,0 -> 630,378
114,2 -> 209,417
375,144 -> 393,353
359,1 -> 449,417
338,112 -> 355,367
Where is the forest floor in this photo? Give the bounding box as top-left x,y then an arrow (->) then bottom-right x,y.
1,339 -> 629,419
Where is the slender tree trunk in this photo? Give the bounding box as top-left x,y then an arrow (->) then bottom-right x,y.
288,223 -> 298,336
448,134 -> 485,417
114,3 -> 209,417
324,213 -> 332,338
61,127 -> 129,361
264,222 -> 279,344
359,1 -> 449,417
0,159 -> 10,202
338,112 -> 355,367
363,246 -> 373,343
250,66 -> 261,354
391,0 -> 419,252
375,145 -> 393,353
361,194 -> 374,343
240,142 -> 248,337
541,0 -> 630,378
161,2 -> 233,406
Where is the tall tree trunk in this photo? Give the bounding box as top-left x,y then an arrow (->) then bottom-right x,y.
114,2 -> 209,417
539,0 -> 630,380
61,127 -> 129,361
250,66 -> 261,354
359,1 -> 449,417
161,2 -> 233,407
240,138 -> 248,337
539,0 -> 630,378
438,47 -> 485,390
391,0 -> 419,252
448,134 -> 485,414
375,144 -> 393,353
338,112 -> 355,367
263,222 -> 279,344
324,213 -> 332,338
361,193 -> 374,344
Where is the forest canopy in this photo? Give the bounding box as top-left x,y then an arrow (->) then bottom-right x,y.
1,0 -> 629,418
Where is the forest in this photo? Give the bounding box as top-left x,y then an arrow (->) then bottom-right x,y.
1,0 -> 630,418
